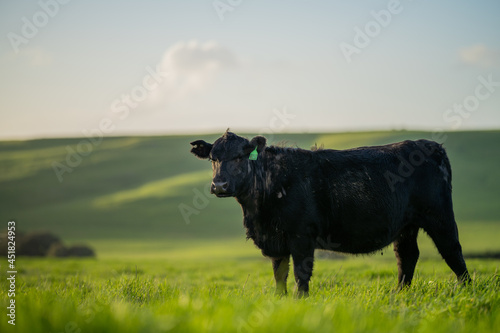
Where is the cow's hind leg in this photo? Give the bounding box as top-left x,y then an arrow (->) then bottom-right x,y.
292,252 -> 313,298
424,217 -> 471,284
271,256 -> 290,295
393,225 -> 420,289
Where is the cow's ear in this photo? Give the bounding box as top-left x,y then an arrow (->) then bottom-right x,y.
190,140 -> 213,159
249,136 -> 267,153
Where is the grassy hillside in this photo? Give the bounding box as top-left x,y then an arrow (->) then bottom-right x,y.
0,130 -> 499,245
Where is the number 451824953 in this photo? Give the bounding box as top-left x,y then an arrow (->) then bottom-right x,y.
7,221 -> 16,268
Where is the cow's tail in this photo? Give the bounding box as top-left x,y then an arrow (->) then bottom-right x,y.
440,146 -> 452,187
426,141 -> 452,189
416,139 -> 452,188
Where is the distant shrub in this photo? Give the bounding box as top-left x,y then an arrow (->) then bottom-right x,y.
66,245 -> 95,257
17,232 -> 62,256
47,243 -> 69,257
0,231 -> 96,258
47,243 -> 95,258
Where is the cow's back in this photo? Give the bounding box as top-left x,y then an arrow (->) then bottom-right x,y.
310,140 -> 451,253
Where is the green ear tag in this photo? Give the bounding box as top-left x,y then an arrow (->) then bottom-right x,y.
249,147 -> 258,160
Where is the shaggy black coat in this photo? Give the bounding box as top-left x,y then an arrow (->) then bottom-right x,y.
190,131 -> 471,295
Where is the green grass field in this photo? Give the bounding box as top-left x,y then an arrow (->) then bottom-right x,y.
0,130 -> 499,332
1,251 -> 499,333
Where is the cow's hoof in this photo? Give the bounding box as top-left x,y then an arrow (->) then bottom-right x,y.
459,272 -> 472,285
274,290 -> 287,297
396,282 -> 411,292
274,281 -> 287,296
295,290 -> 309,298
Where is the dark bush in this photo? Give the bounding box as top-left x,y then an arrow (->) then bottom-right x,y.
47,243 -> 69,257
47,243 -> 95,258
66,245 -> 95,257
17,232 -> 62,256
1,231 -> 96,258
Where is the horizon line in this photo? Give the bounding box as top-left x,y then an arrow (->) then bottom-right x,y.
1,126 -> 500,142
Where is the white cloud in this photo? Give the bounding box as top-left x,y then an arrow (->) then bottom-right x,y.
459,44 -> 500,68
147,40 -> 239,106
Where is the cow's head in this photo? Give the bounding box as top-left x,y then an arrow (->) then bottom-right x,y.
190,130 -> 266,197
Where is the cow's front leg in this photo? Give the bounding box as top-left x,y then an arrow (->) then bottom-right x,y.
291,246 -> 315,298
271,256 -> 290,295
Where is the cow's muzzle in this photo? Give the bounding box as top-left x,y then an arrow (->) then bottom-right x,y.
211,181 -> 230,197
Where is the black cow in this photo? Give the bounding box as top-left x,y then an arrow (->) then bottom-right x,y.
190,130 -> 471,296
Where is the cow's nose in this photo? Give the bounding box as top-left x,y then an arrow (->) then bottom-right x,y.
211,181 -> 228,195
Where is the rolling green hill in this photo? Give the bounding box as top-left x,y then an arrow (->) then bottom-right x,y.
0,130 -> 499,245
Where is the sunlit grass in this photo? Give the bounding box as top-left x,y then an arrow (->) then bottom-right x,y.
1,253 -> 498,333
93,170 -> 212,207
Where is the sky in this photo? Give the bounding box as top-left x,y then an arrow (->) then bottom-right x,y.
0,0 -> 499,139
